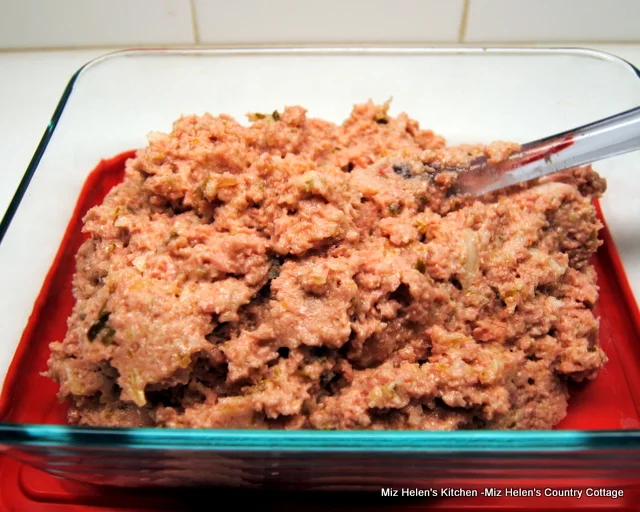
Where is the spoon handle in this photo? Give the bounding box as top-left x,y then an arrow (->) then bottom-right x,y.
458,106 -> 640,196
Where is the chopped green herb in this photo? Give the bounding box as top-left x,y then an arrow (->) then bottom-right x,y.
392,163 -> 413,179
374,110 -> 389,124
415,259 -> 427,274
320,371 -> 336,387
102,326 -> 116,345
267,259 -> 282,281
87,312 -> 110,341
387,202 -> 402,216
248,110 -> 281,122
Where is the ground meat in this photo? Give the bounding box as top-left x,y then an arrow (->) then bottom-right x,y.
45,101 -> 608,430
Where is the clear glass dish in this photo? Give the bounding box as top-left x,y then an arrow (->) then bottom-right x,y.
1,47 -> 640,491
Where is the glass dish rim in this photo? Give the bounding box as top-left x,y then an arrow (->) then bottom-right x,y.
1,45 -> 639,452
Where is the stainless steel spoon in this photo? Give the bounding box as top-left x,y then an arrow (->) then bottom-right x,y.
455,106 -> 640,196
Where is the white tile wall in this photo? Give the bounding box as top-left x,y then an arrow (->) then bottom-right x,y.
0,0 -> 639,49
0,0 -> 194,48
465,0 -> 640,42
193,0 -> 464,44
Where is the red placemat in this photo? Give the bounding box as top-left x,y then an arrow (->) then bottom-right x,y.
1,152 -> 639,510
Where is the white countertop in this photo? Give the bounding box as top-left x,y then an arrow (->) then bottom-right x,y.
0,44 -> 639,386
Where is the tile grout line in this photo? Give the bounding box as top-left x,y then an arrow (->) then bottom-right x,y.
189,0 -> 201,45
0,45 -> 123,53
458,0 -> 471,43
1,41 -> 640,54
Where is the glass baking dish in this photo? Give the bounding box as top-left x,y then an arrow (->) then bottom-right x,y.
1,48 -> 640,495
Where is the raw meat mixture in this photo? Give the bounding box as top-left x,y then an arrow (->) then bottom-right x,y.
46,101 -> 608,430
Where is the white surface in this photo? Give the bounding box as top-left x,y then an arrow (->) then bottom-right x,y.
2,0 -> 640,49
0,50 -> 107,223
0,0 -> 194,48
193,0 -> 464,44
0,46 -> 640,390
466,0 -> 640,42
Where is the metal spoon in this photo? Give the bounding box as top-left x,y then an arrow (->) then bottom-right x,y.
455,106 -> 640,196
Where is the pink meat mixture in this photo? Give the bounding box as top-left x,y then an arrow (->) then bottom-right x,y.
46,101 -> 608,430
